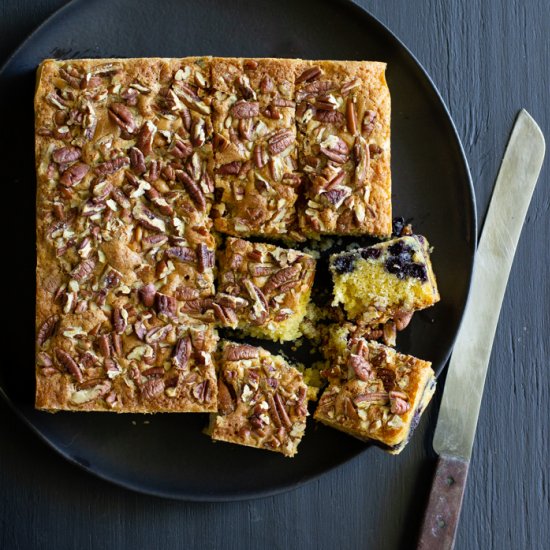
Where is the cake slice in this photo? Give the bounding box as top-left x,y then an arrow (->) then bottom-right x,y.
210,58 -> 300,238
209,341 -> 308,457
315,324 -> 436,453
330,235 -> 440,325
295,60 -> 391,237
213,237 -> 316,342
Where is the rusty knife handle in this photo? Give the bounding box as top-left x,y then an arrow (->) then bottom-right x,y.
417,455 -> 470,550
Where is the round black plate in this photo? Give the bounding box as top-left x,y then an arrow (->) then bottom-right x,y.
0,0 -> 476,501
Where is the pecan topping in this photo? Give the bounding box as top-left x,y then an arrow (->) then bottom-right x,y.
296,66 -> 322,84
263,265 -> 301,295
172,139 -> 193,159
267,129 -> 294,155
377,368 -> 396,392
348,353 -> 373,381
175,170 -> 206,211
344,396 -> 360,421
224,344 -> 259,361
55,349 -> 83,382
37,315 -> 59,347
314,109 -> 345,125
165,246 -> 196,263
155,293 -> 177,316
112,307 -> 127,334
138,283 -> 156,307
136,120 -> 156,155
213,132 -> 230,152
59,162 -> 89,187
141,378 -> 164,400
71,258 -> 96,282
108,102 -> 136,134
230,100 -> 260,119
172,336 -> 192,369
145,324 -> 173,344
346,97 -> 358,135
212,303 -> 238,327
132,202 -> 166,232
362,110 -> 377,135
129,147 -> 146,174
353,135 -> 369,185
52,146 -> 81,164
389,391 -> 410,415
320,136 -> 349,164
274,393 -> 292,428
217,379 -> 235,415
111,187 -> 131,209
196,243 -> 214,273
95,156 -> 129,176
394,310 -> 414,331
353,392 -> 389,405
192,380 -> 212,403
217,161 -> 242,175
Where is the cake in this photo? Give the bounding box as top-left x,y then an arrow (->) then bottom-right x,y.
209,341 -> 308,457
315,323 -> 436,453
213,237 -> 316,342
295,60 -> 391,237
330,235 -> 440,325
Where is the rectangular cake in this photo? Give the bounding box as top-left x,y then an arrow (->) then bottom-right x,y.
315,323 -> 436,453
295,60 -> 391,237
210,58 -> 301,239
209,341 -> 308,457
330,235 -> 440,325
35,58 -> 219,412
213,237 -> 316,341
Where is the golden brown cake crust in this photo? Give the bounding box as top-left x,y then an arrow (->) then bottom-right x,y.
35,57 -> 218,412
210,341 -> 308,457
295,60 -> 391,237
314,324 -> 435,452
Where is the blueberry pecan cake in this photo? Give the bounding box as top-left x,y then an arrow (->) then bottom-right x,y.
330,235 -> 440,325
294,60 -> 391,238
209,341 -> 308,457
214,237 -> 316,342
315,323 -> 436,453
210,58 -> 301,239
35,58 -> 219,412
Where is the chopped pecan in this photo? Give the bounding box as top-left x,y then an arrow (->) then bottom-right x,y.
274,393 -> 292,428
129,147 -> 146,174
95,156 -> 129,176
320,136 -> 349,164
217,379 -> 235,415
230,100 -> 259,119
132,202 -> 166,232
112,307 -> 127,334
267,129 -> 294,155
172,336 -> 192,369
263,265 -> 301,295
142,366 -> 165,377
165,246 -> 196,263
353,392 -> 389,405
349,353 -> 373,381
346,97 -> 358,135
145,324 -> 173,344
138,283 -> 156,307
175,170 -> 207,211
353,135 -> 369,185
394,310 -> 414,331
224,343 -> 259,361
216,161 -> 242,175
136,120 -> 156,155
155,293 -> 177,316
389,391 -> 410,415
213,132 -> 230,152
343,396 -> 360,421
55,348 -> 83,382
296,66 -> 322,84
59,162 -> 89,187
37,314 -> 59,347
362,110 -> 377,135
192,380 -> 212,403
141,378 -> 165,400
377,368 -> 396,392
108,102 -> 136,134
52,146 -> 81,164
71,258 -> 96,282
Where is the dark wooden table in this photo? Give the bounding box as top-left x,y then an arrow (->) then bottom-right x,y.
1,1 -> 548,548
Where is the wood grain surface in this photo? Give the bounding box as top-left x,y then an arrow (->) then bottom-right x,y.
0,1 -> 548,549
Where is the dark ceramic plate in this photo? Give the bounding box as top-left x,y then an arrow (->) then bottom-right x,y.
0,0 -> 476,501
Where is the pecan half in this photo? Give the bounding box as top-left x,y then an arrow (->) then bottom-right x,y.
389,391 -> 410,415
155,293 -> 177,317
172,336 -> 192,369
353,135 -> 370,185
138,283 -> 157,307
95,156 -> 129,176
216,161 -> 242,175
346,97 -> 358,135
129,147 -> 146,174
37,314 -> 60,347
141,378 -> 164,400
171,139 -> 193,159
59,162 -> 89,187
192,380 -> 212,403
349,353 -> 373,381
267,129 -> 294,155
224,343 -> 259,361
112,307 -> 127,334
314,109 -> 345,125
145,324 -> 173,344
217,379 -> 235,415
175,170 -> 206,211
136,120 -> 156,155
108,102 -> 136,134
71,258 -> 96,282
394,310 -> 414,331
165,246 -> 196,263
230,100 -> 259,119
55,348 -> 83,382
377,368 -> 396,392
196,243 -> 214,273
52,146 -> 81,164
296,66 -> 322,84
263,265 -> 301,295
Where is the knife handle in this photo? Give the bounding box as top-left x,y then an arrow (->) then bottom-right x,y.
417,455 -> 470,550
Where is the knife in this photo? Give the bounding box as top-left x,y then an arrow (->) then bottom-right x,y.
417,110 -> 546,550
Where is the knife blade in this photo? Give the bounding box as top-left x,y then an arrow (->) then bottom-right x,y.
417,109 -> 545,550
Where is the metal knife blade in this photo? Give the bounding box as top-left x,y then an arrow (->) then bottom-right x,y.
433,109 -> 545,460
418,110 -> 545,550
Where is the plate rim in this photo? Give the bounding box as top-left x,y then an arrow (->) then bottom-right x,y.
0,0 -> 477,502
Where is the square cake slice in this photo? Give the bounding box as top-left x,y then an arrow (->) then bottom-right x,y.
330,235 -> 439,324
209,341 -> 308,457
294,60 -> 391,237
214,237 -> 316,341
210,58 -> 300,238
314,324 -> 436,453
